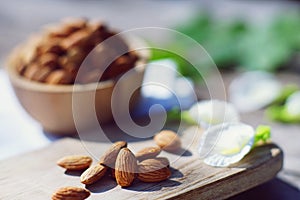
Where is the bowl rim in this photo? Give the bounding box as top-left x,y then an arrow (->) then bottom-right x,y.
6,35 -> 149,93
7,62 -> 146,93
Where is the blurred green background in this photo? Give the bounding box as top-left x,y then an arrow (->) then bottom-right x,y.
151,11 -> 300,81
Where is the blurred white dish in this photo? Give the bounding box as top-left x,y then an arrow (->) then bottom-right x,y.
286,91 -> 300,116
198,122 -> 255,167
188,99 -> 240,129
229,71 -> 282,113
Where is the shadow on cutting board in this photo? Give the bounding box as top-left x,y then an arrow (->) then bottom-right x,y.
85,173 -> 118,193
84,168 -> 182,193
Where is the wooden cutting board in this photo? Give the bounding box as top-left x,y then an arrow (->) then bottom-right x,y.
0,126 -> 283,200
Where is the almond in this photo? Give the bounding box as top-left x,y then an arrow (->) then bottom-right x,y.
45,69 -> 74,84
39,53 -> 59,69
61,29 -> 90,49
66,48 -> 87,64
99,141 -> 127,167
155,157 -> 170,168
115,148 -> 137,187
39,43 -> 65,55
9,18 -> 140,86
135,146 -> 161,161
139,157 -> 170,169
80,164 -> 107,185
138,162 -> 171,183
110,168 -> 116,179
52,186 -> 90,200
46,24 -> 78,38
88,20 -> 107,35
16,64 -> 27,75
154,130 -> 181,152
33,66 -> 52,82
23,63 -> 40,80
62,17 -> 87,30
57,155 -> 92,170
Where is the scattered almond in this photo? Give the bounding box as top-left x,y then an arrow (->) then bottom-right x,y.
80,164 -> 107,185
139,157 -> 170,169
115,148 -> 137,187
154,130 -> 181,152
99,141 -> 127,167
135,146 -> 161,161
110,168 -> 116,179
55,136 -> 180,193
57,155 -> 92,170
138,160 -> 171,183
155,157 -> 170,168
52,186 -> 90,200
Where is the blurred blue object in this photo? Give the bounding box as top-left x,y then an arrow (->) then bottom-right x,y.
132,59 -> 197,118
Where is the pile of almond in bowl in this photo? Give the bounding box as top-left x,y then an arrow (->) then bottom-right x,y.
52,130 -> 181,200
7,18 -> 139,85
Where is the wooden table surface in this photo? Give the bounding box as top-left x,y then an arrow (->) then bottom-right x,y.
0,1 -> 300,199
0,130 -> 283,200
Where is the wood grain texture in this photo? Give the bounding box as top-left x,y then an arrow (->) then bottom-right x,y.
0,126 -> 283,200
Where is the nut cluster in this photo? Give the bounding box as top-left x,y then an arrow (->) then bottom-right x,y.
8,18 -> 139,85
53,130 -> 181,200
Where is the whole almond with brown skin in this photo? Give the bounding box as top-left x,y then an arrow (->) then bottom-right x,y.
99,141 -> 127,167
62,17 -> 87,30
67,48 -> 87,64
110,168 -> 116,179
45,69 -> 74,84
32,66 -> 52,82
52,186 -> 90,200
57,155 -> 92,170
61,29 -> 90,49
139,157 -> 170,169
135,146 -> 161,161
39,43 -> 65,55
155,157 -> 170,168
46,24 -> 78,38
138,164 -> 171,183
115,148 -> 137,187
80,164 -> 107,185
39,53 -> 59,69
154,130 -> 181,152
23,63 -> 40,80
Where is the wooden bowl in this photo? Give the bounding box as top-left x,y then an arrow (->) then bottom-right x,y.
6,36 -> 149,135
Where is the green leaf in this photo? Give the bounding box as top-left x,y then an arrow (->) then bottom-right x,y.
254,125 -> 271,146
150,49 -> 203,82
237,27 -> 292,71
271,13 -> 300,50
167,107 -> 197,125
272,84 -> 299,105
266,105 -> 300,123
176,14 -> 248,68
181,110 -> 198,125
166,107 -> 182,122
151,12 -> 300,81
